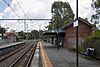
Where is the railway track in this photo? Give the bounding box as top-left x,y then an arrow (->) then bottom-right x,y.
0,42 -> 25,57
10,42 -> 37,67
0,44 -> 28,62
0,41 -> 37,67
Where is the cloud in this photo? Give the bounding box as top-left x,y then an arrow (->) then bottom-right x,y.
79,0 -> 95,20
0,0 -> 95,32
1,0 -> 52,31
0,13 -> 3,19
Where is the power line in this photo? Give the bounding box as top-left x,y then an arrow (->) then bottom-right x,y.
15,0 -> 29,18
0,18 -> 51,20
3,0 -> 21,19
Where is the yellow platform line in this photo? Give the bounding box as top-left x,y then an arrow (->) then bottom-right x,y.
39,42 -> 53,67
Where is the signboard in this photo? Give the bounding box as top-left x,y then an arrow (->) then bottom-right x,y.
73,20 -> 78,27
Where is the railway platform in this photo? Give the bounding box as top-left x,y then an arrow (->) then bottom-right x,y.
0,42 -> 24,49
38,42 -> 100,67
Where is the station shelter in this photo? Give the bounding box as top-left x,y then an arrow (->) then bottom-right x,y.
43,17 -> 93,48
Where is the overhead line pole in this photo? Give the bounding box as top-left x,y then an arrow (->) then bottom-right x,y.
24,20 -> 27,44
76,0 -> 79,67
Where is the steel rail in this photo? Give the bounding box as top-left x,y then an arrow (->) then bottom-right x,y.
9,42 -> 37,67
25,42 -> 37,67
0,44 -> 28,62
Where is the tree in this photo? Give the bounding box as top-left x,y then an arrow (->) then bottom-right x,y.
31,30 -> 39,39
81,30 -> 100,57
91,0 -> 100,10
18,31 -> 26,40
25,32 -> 32,40
48,1 -> 74,29
39,30 -> 43,39
91,0 -> 100,31
0,26 -> 6,39
84,18 -> 89,22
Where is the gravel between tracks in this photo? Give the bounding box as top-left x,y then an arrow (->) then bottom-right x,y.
0,43 -> 33,67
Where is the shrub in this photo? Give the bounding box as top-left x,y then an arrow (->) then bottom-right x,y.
81,30 -> 100,57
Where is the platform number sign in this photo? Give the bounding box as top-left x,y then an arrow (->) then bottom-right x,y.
73,20 -> 78,27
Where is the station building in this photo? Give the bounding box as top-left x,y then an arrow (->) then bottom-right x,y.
43,17 -> 93,49
4,32 -> 18,43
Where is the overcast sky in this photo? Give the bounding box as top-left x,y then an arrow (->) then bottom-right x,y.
0,0 -> 95,32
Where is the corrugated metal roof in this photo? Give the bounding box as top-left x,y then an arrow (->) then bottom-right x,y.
43,28 -> 65,35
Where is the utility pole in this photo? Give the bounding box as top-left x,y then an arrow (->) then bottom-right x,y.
24,20 -> 27,44
26,24 -> 28,42
76,0 -> 79,67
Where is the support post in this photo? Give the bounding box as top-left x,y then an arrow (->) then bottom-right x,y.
56,32 -> 59,51
56,18 -> 59,51
76,0 -> 79,67
24,20 -> 27,44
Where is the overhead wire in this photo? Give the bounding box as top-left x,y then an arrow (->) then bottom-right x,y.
3,0 -> 21,19
15,0 -> 29,19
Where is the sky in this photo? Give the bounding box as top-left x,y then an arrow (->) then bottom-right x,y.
0,0 -> 95,32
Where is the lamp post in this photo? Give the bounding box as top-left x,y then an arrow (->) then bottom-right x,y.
76,0 -> 79,67
73,0 -> 78,67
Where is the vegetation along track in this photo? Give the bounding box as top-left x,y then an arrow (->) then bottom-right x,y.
9,42 -> 37,67
0,41 -> 37,67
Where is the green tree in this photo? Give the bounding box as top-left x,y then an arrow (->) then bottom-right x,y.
25,32 -> 32,40
92,0 -> 100,9
48,1 -> 74,29
18,31 -> 25,40
81,30 -> 100,56
91,0 -> 100,31
0,26 -> 6,39
31,30 -> 39,39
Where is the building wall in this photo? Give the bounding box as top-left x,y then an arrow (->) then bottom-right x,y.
7,34 -> 17,43
64,21 -> 92,48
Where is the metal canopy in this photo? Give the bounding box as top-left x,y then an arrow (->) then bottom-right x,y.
43,28 -> 65,35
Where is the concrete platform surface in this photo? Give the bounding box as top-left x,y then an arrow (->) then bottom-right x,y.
41,42 -> 100,67
30,42 -> 39,67
0,42 -> 23,49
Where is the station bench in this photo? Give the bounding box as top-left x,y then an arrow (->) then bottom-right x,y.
80,48 -> 95,58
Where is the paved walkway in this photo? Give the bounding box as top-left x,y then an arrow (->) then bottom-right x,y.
41,42 -> 100,67
40,42 -> 53,67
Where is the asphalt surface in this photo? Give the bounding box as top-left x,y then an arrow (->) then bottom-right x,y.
42,42 -> 100,67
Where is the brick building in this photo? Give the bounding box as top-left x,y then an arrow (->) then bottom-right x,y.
43,17 -> 93,48
4,32 -> 18,43
63,17 -> 93,48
